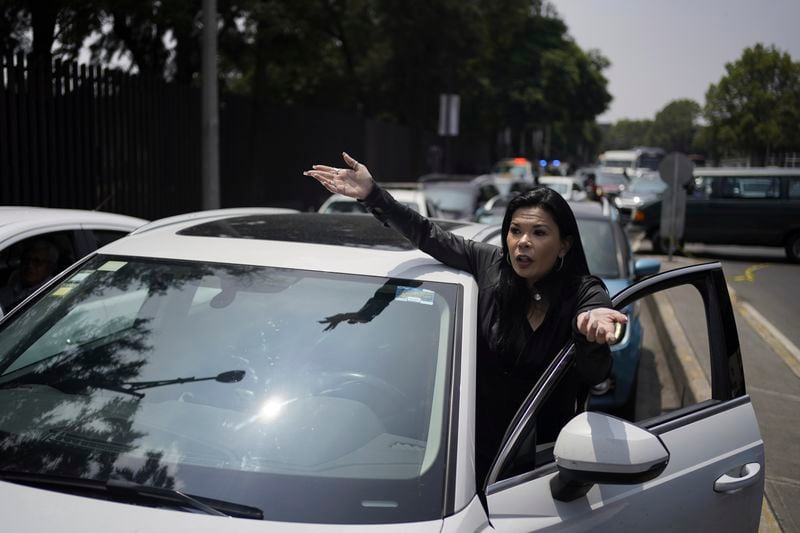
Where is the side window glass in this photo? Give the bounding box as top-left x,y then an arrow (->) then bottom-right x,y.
788,177 -> 800,199
692,176 -> 714,199
723,177 -> 780,199
497,282 -> 716,483
0,231 -> 79,313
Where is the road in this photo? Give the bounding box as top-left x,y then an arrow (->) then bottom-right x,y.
637,240 -> 800,533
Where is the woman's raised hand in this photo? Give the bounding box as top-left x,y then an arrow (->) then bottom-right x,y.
304,152 -> 375,200
576,307 -> 628,345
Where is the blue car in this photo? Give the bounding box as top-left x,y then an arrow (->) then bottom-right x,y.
569,201 -> 660,417
477,199 -> 660,418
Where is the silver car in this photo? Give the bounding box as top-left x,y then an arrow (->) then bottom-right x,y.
0,212 -> 764,531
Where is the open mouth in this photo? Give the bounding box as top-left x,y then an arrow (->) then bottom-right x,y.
515,254 -> 532,267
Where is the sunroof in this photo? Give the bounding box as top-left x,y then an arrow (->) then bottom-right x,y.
178,213 -> 467,251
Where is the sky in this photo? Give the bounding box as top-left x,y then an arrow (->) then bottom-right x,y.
550,0 -> 800,123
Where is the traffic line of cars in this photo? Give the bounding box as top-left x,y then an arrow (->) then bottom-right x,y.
0,202 -> 764,531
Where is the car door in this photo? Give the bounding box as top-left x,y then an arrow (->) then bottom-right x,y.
483,262 -> 764,532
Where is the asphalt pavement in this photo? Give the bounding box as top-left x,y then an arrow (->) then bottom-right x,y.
635,241 -> 800,533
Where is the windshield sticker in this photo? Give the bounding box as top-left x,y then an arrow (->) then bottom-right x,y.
51,286 -> 72,297
69,270 -> 94,282
97,260 -> 127,272
395,286 -> 435,306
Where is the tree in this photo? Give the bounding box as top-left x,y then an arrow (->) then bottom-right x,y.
601,119 -> 652,150
704,43 -> 800,164
646,99 -> 701,153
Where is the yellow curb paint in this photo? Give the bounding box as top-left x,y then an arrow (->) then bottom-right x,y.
759,496 -> 782,533
734,263 -> 769,282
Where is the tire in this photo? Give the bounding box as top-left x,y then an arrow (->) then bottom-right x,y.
786,233 -> 800,263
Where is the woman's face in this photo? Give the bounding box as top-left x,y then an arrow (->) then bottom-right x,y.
506,206 -> 571,286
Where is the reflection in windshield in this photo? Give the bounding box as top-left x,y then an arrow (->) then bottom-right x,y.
0,256 -> 457,523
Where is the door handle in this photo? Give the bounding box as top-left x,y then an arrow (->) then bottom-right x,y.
714,462 -> 761,493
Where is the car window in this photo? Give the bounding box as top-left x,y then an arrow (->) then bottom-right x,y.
788,177 -> 800,199
575,220 -> 621,278
322,200 -> 368,214
0,256 -> 458,524
495,278 -> 715,482
0,231 -> 80,313
723,177 -> 781,198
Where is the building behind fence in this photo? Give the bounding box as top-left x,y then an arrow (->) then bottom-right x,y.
1,53 -> 491,220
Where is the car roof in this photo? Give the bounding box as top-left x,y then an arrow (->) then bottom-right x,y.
100,213 -> 484,283
0,206 -> 147,240
693,167 -> 799,177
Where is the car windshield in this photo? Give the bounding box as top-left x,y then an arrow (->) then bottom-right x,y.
575,220 -> 621,278
629,178 -> 667,194
542,182 -> 570,195
322,200 -> 368,214
0,256 -> 458,524
597,173 -> 629,186
602,160 -> 634,169
423,185 -> 475,215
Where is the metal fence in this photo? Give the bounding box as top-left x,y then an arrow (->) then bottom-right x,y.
1,53 -> 491,219
0,53 -> 201,220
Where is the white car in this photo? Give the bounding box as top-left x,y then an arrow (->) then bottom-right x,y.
0,211 -> 764,531
0,206 -> 148,316
538,176 -> 587,201
319,189 -> 437,217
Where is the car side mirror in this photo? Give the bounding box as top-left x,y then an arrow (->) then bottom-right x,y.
550,412 -> 669,502
633,258 -> 661,279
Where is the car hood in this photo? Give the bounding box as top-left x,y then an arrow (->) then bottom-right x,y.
0,481 -> 443,533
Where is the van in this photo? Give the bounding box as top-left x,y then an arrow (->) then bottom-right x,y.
598,147 -> 665,178
630,167 -> 800,262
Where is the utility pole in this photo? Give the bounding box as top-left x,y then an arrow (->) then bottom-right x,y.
202,0 -> 220,209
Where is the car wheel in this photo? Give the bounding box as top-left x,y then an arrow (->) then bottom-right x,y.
786,233 -> 800,263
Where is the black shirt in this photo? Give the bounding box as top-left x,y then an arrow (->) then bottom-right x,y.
361,185 -> 612,470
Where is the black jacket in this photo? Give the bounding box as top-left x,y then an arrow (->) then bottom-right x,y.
360,185 -> 612,469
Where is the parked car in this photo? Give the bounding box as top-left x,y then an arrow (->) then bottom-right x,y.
630,167 -> 800,261
614,174 -> 668,224
420,175 -> 499,220
0,207 -> 147,316
319,189 -> 437,217
477,201 -> 661,416
538,176 -> 588,202
595,171 -> 630,197
0,211 -> 762,531
490,157 -> 536,194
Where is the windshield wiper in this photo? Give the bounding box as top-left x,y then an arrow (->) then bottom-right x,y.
0,370 -> 246,399
0,471 -> 263,520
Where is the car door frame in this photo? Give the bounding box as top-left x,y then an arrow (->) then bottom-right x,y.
481,261 -> 763,531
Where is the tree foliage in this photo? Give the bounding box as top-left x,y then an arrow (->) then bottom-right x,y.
647,99 -> 701,154
602,119 -> 652,150
704,43 -> 800,163
1,0 -> 611,153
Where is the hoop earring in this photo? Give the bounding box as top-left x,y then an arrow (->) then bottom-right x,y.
556,255 -> 565,272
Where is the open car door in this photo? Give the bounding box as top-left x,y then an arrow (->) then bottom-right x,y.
484,262 -> 764,532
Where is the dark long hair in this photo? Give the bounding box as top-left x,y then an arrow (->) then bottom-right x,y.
495,186 -> 591,355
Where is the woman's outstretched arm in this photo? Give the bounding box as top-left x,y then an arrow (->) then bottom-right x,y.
305,153 -> 500,276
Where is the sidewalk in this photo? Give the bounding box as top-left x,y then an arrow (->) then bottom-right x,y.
647,255 -> 798,533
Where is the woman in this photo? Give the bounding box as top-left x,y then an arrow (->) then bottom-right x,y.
305,153 -> 626,478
